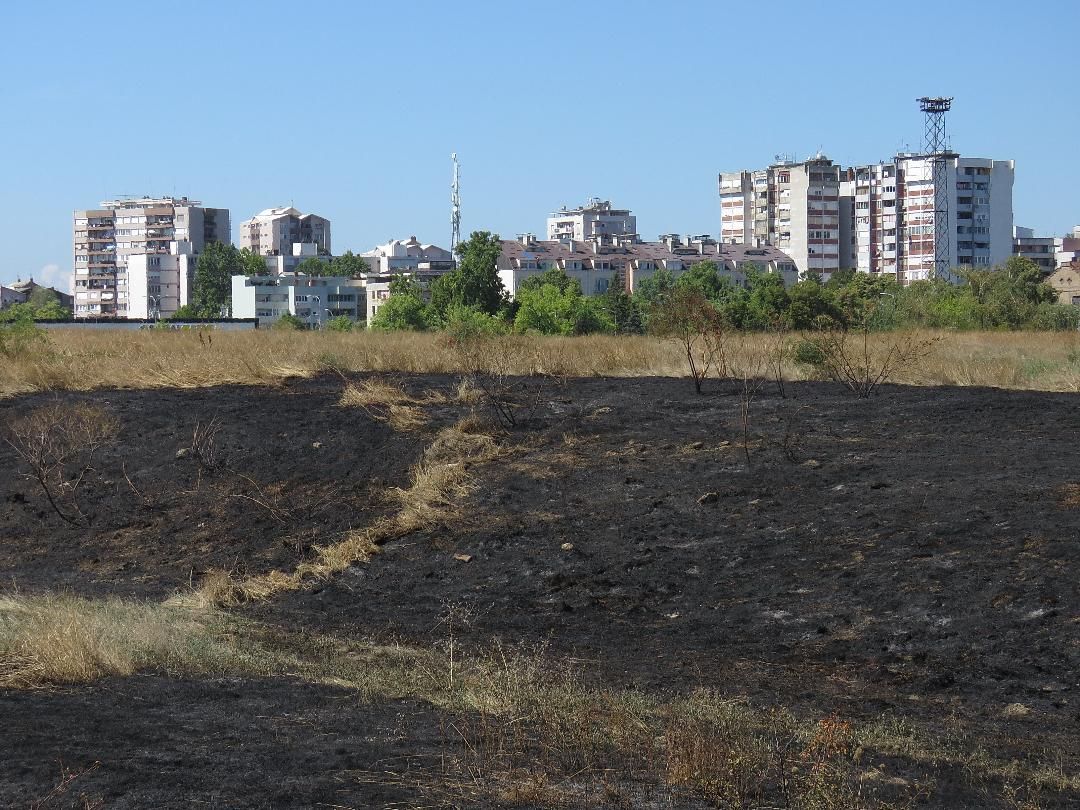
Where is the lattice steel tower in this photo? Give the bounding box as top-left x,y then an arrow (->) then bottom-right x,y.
450,153 -> 461,255
918,97 -> 956,281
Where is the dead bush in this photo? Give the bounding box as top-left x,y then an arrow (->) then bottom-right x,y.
649,288 -> 730,394
806,321 -> 939,398
6,402 -> 118,525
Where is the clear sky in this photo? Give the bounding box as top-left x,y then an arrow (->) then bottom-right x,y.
2,0 -> 1077,290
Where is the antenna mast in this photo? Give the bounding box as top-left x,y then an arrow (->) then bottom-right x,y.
450,153 -> 461,254
917,97 -> 956,281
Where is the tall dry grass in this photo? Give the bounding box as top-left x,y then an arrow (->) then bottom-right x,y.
2,328 -> 1079,397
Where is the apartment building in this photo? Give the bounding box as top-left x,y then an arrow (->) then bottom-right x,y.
72,197 -> 229,318
546,199 -> 638,243
362,237 -> 456,323
497,233 -> 797,299
1013,226 -> 1058,272
894,156 -> 1013,282
724,154 -> 1014,284
240,207 -> 331,258
719,155 -> 842,278
231,274 -> 365,326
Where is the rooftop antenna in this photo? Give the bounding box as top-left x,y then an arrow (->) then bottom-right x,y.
918,96 -> 956,282
450,153 -> 461,255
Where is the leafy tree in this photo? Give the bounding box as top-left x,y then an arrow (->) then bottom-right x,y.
192,241 -> 243,317
371,276 -> 430,331
239,248 -> 267,276
443,304 -> 509,339
274,313 -> 305,330
327,251 -> 370,278
295,257 -> 329,277
27,286 -> 59,309
34,300 -> 71,320
787,279 -> 841,330
325,315 -> 354,332
675,261 -> 739,305
512,276 -> 613,336
428,231 -> 506,323
598,279 -> 645,335
632,267 -> 676,312
518,265 -> 579,295
744,265 -> 790,329
170,304 -> 201,321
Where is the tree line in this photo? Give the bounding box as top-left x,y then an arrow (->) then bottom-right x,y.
372,234 -> 1078,335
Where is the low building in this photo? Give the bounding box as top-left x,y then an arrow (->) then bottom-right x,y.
1014,226 -> 1059,273
361,237 -> 455,323
0,278 -> 74,310
497,233 -> 797,299
1046,263 -> 1080,306
231,274 -> 365,327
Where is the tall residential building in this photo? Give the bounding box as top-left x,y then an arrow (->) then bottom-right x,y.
546,199 -> 637,243
844,156 -> 1014,282
240,207 -> 331,257
72,197 -> 229,318
718,155 -> 842,278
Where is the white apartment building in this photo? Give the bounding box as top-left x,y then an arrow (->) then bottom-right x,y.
240,207 -> 331,258
719,155 -> 843,278
892,155 -> 1014,282
231,274 -> 365,327
497,233 -> 797,299
72,197 -> 229,318
546,199 -> 638,243
362,237 -> 456,323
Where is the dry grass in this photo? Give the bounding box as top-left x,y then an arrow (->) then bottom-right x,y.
1058,483 -> 1080,509
2,593 -> 1074,805
5,328 -> 1078,398
338,378 -> 445,430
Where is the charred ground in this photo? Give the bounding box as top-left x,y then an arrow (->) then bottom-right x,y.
1,373 -> 1078,808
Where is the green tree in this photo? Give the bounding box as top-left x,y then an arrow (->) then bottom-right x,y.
371,276 -> 430,331
295,257 -> 329,277
325,315 -> 354,332
274,312 -> 304,330
34,300 -> 71,320
170,304 -> 201,321
27,286 -> 59,309
327,251 -> 370,278
192,242 -> 243,317
675,261 -> 738,305
239,248 -> 267,276
743,265 -> 790,329
632,267 -> 676,313
428,231 -> 506,323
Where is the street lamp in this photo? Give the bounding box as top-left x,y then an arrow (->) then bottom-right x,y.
148,295 -> 160,321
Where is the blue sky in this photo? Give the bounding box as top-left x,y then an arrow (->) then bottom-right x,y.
2,0 -> 1077,290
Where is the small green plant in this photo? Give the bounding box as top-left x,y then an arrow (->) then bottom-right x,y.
272,313 -> 305,330
793,338 -> 828,369
325,315 -> 354,332
0,318 -> 49,357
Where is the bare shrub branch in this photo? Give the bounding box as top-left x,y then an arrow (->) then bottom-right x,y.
6,403 -> 118,525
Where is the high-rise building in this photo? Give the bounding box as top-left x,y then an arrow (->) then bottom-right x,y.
239,207 -> 331,257
722,154 -> 1014,283
546,199 -> 637,243
72,197 -> 229,318
844,156 -> 1014,282
719,155 -> 842,278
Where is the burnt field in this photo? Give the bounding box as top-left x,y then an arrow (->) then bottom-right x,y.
1,372 -> 1078,809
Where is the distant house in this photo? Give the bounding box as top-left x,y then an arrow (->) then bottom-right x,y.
0,278 -> 74,311
1046,263 -> 1080,306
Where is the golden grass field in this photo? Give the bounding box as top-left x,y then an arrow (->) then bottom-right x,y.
2,327 -> 1080,397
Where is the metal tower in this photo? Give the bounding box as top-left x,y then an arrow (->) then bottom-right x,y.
918,97 -> 956,281
450,153 -> 461,254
